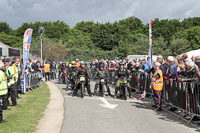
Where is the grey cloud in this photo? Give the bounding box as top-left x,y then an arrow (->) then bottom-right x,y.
0,0 -> 200,29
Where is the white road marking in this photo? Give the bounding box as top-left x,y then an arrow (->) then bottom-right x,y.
99,97 -> 118,109
63,95 -> 146,103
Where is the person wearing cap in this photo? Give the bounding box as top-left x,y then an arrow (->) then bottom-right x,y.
0,62 -> 8,123
73,61 -> 92,97
151,62 -> 163,111
13,58 -> 20,99
5,58 -> 19,107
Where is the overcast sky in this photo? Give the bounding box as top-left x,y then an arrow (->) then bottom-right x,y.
0,0 -> 200,29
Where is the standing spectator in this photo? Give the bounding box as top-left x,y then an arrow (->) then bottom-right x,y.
191,55 -> 196,62
176,56 -> 186,78
53,61 -> 57,79
26,59 -> 33,73
152,62 -> 163,111
0,62 -> 8,123
140,60 -> 149,97
166,56 -> 177,79
109,60 -> 117,85
44,62 -> 50,81
179,59 -> 200,81
181,53 -> 188,63
5,58 -> 19,107
133,58 -> 137,63
195,56 -> 200,68
163,59 -> 169,73
31,60 -> 37,72
14,58 -> 21,99
157,58 -> 166,77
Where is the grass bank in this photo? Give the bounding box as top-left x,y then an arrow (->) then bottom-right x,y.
0,82 -> 50,133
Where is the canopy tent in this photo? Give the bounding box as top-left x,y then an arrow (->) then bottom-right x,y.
0,42 -> 21,57
186,49 -> 200,59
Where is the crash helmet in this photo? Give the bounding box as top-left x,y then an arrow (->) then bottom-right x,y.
99,62 -> 105,69
71,61 -> 76,67
119,62 -> 125,66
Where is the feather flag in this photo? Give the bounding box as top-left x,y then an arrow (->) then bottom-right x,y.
149,19 -> 153,69
21,29 -> 33,93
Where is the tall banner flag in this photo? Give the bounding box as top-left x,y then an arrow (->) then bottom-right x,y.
137,19 -> 153,100
149,19 -> 153,69
21,29 -> 33,93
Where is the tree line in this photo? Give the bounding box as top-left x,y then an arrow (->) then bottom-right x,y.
0,17 -> 200,61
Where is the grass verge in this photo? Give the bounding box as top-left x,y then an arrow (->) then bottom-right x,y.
0,82 -> 50,133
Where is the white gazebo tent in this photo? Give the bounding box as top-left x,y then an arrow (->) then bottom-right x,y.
186,49 -> 200,59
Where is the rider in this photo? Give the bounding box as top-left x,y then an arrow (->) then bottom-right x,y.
67,61 -> 77,89
59,62 -> 67,83
73,61 -> 92,97
58,62 -> 63,80
114,62 -> 133,99
94,62 -> 111,96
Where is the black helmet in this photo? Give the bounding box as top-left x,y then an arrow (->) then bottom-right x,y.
99,62 -> 105,68
80,61 -> 87,65
119,62 -> 124,66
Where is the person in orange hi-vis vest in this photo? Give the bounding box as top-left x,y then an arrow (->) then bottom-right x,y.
44,63 -> 50,82
151,62 -> 163,111
76,59 -> 80,68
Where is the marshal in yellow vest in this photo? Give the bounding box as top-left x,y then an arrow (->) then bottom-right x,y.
0,70 -> 8,96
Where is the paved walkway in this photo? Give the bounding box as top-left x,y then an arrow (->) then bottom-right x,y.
55,80 -> 199,133
34,81 -> 64,133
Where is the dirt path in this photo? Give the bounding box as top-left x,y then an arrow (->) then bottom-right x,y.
34,81 -> 64,133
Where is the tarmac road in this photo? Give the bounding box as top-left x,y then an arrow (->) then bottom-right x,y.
53,80 -> 199,133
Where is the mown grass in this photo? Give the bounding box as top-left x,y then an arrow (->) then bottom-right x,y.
0,82 -> 50,133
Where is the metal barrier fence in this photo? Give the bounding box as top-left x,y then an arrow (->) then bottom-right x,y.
130,72 -> 200,123
24,72 -> 42,90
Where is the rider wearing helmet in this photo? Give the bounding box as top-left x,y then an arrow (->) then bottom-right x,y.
67,61 -> 77,89
73,61 -> 92,97
94,62 -> 111,96
114,62 -> 133,99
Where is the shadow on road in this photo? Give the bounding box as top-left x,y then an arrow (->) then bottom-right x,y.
130,100 -> 200,132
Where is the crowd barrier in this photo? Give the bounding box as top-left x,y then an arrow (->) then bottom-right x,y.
130,72 -> 200,123
24,72 -> 42,91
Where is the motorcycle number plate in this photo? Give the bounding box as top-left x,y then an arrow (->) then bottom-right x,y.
101,79 -> 104,83
80,77 -> 85,81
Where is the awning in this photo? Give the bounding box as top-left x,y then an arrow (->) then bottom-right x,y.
8,48 -> 20,56
0,42 -> 21,57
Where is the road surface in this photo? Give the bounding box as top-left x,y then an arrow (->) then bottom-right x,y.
53,80 -> 199,133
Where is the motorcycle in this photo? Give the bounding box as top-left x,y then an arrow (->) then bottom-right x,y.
59,70 -> 67,84
66,71 -> 76,90
78,75 -> 86,98
98,78 -> 105,97
119,78 -> 128,100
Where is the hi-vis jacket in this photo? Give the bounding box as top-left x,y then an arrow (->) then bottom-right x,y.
0,70 -> 8,96
6,64 -> 18,87
44,64 -> 50,73
152,70 -> 163,91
